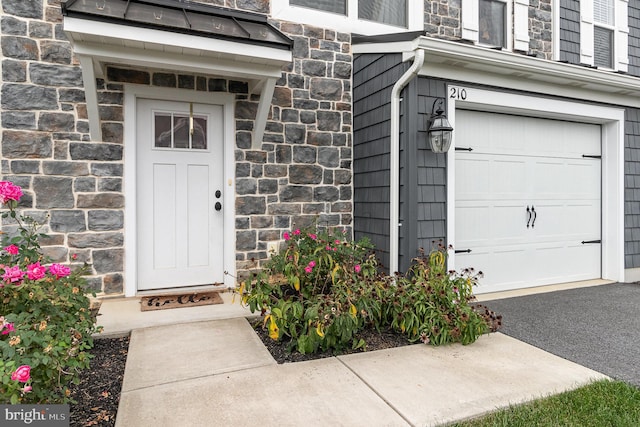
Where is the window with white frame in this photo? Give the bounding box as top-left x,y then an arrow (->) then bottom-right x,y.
462,0 -> 530,51
272,0 -> 421,35
593,0 -> 615,68
580,0 -> 628,71
479,0 -> 506,47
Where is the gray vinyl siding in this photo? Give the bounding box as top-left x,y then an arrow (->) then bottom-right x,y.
353,53 -> 407,272
624,108 -> 640,267
629,0 -> 640,77
559,0 -> 581,63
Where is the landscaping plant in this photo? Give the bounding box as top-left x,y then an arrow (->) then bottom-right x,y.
0,181 -> 98,404
239,228 -> 491,355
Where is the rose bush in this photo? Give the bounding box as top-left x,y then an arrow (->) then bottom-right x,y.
0,181 -> 98,404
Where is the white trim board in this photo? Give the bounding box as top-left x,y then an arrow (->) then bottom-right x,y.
445,87 -> 625,289
123,85 -> 237,297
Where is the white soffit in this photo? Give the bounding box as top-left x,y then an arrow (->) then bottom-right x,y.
62,17 -> 292,147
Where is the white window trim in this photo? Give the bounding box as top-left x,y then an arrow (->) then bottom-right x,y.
580,0 -> 629,71
463,0 -> 529,51
271,0 -> 423,35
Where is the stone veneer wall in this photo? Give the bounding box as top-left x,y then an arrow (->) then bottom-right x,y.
422,0 -> 552,58
235,21 -> 353,279
1,0 -> 125,294
0,0 -> 353,293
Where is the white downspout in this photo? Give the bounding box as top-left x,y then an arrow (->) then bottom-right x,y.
389,48 -> 424,274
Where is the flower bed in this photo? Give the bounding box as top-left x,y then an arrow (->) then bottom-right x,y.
238,228 -> 497,355
0,181 -> 98,403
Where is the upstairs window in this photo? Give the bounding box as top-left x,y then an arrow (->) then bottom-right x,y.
462,0 -> 529,51
580,0 -> 628,71
273,0 -> 421,35
290,0 -> 346,14
593,0 -> 615,68
479,0 -> 507,48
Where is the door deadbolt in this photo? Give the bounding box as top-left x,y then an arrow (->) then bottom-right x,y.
215,190 -> 221,198
215,202 -> 222,211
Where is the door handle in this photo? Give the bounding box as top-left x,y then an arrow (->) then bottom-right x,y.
215,202 -> 222,211
531,206 -> 537,228
526,206 -> 531,228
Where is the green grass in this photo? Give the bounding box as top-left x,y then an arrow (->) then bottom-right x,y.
451,380 -> 640,427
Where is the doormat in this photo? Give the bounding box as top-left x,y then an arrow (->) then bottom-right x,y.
140,291 -> 223,312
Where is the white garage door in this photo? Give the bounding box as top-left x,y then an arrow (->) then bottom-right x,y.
455,110 -> 601,293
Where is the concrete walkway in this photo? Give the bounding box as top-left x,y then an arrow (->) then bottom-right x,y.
114,317 -> 607,427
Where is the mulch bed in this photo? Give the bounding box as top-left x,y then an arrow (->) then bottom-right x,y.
69,336 -> 129,427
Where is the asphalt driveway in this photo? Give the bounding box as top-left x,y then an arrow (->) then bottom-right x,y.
482,282 -> 640,387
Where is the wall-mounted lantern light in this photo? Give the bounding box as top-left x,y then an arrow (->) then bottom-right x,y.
426,98 -> 453,153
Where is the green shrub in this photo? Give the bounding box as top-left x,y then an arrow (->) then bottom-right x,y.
239,228 -> 491,355
386,248 -> 488,345
240,228 -> 377,353
0,181 -> 98,403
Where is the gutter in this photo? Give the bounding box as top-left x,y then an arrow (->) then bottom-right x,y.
389,48 -> 424,274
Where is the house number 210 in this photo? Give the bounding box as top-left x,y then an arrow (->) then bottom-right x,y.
449,87 -> 468,100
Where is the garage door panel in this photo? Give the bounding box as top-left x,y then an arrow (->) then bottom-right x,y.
456,249 -> 528,289
492,159 -> 527,196
455,110 -> 601,294
456,158 -> 490,199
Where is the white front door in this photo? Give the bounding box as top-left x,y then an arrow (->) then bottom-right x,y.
455,110 -> 601,293
136,99 -> 225,291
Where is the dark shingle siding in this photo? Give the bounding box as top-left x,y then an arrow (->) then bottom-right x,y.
559,0 -> 581,63
625,108 -> 640,267
629,0 -> 640,76
353,53 -> 407,271
413,78 -> 448,263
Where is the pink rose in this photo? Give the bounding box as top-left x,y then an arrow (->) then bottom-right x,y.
354,265 -> 361,273
293,229 -> 301,235
335,240 -> 341,244
48,263 -> 71,279
1,323 -> 15,335
304,266 -> 313,274
326,246 -> 331,251
22,386 -> 32,393
3,266 -> 24,284
308,261 -> 316,268
3,245 -> 19,255
71,253 -> 78,260
283,232 -> 290,241
27,262 -> 46,280
0,181 -> 23,204
308,233 -> 317,240
11,365 -> 31,383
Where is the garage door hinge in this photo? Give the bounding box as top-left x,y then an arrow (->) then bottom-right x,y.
582,154 -> 601,159
454,249 -> 472,253
455,147 -> 473,152
581,239 -> 601,244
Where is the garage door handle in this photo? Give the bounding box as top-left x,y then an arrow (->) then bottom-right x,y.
531,206 -> 536,228
526,206 -> 531,228
581,239 -> 601,244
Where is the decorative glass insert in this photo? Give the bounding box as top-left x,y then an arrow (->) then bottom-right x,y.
594,26 -> 614,68
358,0 -> 407,27
154,112 -> 207,150
479,0 -> 506,48
290,0 -> 346,15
